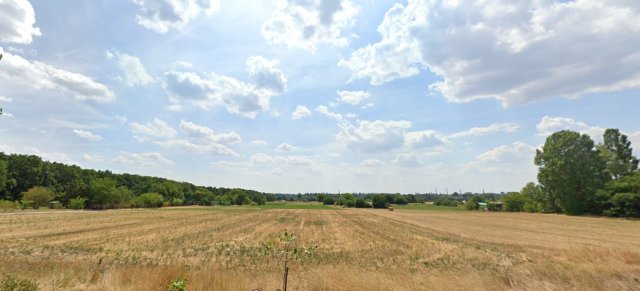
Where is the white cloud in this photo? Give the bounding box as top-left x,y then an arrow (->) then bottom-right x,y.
261,0 -> 358,51
246,56 -> 287,94
0,48 -> 115,102
252,140 -> 268,146
292,105 -> 312,119
73,129 -> 103,142
106,50 -> 153,86
130,118 -> 177,141
337,90 -> 370,105
449,123 -> 520,139
154,138 -> 236,156
162,56 -> 287,118
465,141 -> 536,174
338,119 -> 411,153
315,105 -> 345,123
404,130 -> 447,148
392,153 -> 423,168
131,0 -> 220,33
82,153 -> 103,162
361,159 -> 384,167
0,0 -> 41,44
250,153 -> 314,166
275,143 -> 296,152
251,153 -> 275,164
0,96 -> 12,102
340,0 -> 640,106
179,120 -> 241,145
536,116 -> 604,141
115,151 -> 173,167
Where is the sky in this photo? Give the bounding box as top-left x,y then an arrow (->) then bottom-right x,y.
1,0 -> 639,194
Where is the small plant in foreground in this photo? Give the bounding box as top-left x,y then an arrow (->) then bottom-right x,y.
1,274 -> 39,291
167,277 -> 188,291
262,230 -> 316,291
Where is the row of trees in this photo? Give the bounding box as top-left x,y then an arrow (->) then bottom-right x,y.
500,129 -> 639,217
0,152 -> 266,209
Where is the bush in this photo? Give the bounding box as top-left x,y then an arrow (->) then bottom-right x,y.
604,193 -> 640,217
167,277 -> 187,291
67,197 -> 86,210
132,193 -> 164,208
170,198 -> 184,206
1,274 -> 39,291
21,187 -> 54,209
322,197 -> 335,205
354,198 -> 369,208
466,196 -> 484,210
502,192 -> 527,212
344,199 -> 355,207
393,195 -> 408,205
434,198 -> 458,207
372,195 -> 387,209
0,200 -> 19,211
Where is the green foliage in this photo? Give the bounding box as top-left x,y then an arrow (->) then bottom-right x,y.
372,194 -> 387,209
170,198 -> 184,206
322,196 -> 335,205
0,200 -> 19,211
21,187 -> 53,209
502,192 -> 527,212
354,198 -> 369,208
604,193 -> 640,217
67,197 -> 86,210
434,197 -> 458,207
89,178 -> 118,209
535,130 -> 607,215
132,193 -> 164,208
167,277 -> 187,291
316,194 -> 325,202
1,274 -> 39,291
465,196 -> 484,210
261,230 -> 316,291
599,129 -> 639,179
393,195 -> 408,205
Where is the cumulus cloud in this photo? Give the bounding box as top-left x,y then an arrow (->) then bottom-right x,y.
337,90 -> 370,105
252,140 -> 268,146
536,116 -> 605,141
0,48 -> 115,102
465,141 -> 536,174
404,130 -> 447,148
0,0 -> 41,44
106,50 -> 153,86
261,0 -> 358,51
338,119 -> 411,153
162,56 -> 287,118
115,151 -> 173,167
340,0 -> 640,106
315,105 -> 345,123
131,0 -> 220,33
130,118 -> 177,141
275,143 -> 296,152
73,129 -> 103,142
449,123 -> 520,139
250,153 -> 314,166
292,105 -> 312,119
131,118 -> 239,156
392,153 -> 423,168
0,96 -> 12,102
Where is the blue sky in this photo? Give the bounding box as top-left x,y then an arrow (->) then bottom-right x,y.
1,0 -> 639,193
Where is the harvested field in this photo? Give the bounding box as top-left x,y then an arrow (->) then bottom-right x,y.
1,207 -> 639,290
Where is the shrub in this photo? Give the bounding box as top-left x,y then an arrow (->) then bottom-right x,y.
344,199 -> 355,207
1,274 -> 39,291
466,196 -> 484,210
322,197 -> 335,205
0,200 -> 19,211
132,193 -> 164,208
434,198 -> 458,207
502,192 -> 527,212
67,197 -> 87,210
167,277 -> 187,291
604,193 -> 640,217
21,187 -> 54,209
372,195 -> 387,209
354,198 -> 368,208
393,196 -> 408,205
170,198 -> 184,206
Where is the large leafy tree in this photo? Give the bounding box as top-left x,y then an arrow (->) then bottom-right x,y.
598,129 -> 639,179
534,130 -> 607,215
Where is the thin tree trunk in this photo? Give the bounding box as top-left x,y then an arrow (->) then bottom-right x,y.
283,264 -> 289,291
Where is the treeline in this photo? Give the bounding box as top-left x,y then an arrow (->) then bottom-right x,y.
478,128 -> 639,217
0,152 -> 266,209
268,192 -> 501,204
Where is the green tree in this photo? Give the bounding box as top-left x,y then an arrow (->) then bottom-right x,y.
133,193 -> 164,208
372,194 -> 387,208
535,130 -> 607,215
89,178 -> 118,209
68,196 -> 87,210
354,198 -> 368,208
322,196 -> 335,205
22,186 -> 54,208
598,129 -> 639,179
519,182 -> 547,212
502,192 -> 527,212
0,159 -> 7,197
466,195 -> 484,210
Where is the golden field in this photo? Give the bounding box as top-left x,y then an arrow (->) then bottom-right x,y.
1,206 -> 640,290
